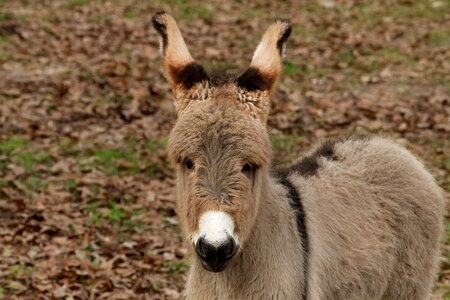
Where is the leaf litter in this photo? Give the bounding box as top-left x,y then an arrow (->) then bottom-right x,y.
0,0 -> 449,299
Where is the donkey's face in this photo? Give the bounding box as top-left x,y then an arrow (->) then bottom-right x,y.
153,12 -> 291,272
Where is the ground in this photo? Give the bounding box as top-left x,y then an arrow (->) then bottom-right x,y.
0,0 -> 449,299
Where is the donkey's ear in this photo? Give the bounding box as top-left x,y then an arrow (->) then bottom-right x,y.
152,12 -> 209,111
237,20 -> 291,93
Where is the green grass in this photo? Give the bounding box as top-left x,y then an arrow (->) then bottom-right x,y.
154,0 -> 213,22
338,49 -> 355,65
0,136 -> 28,153
123,6 -> 139,19
67,0 -> 90,8
283,61 -> 298,75
0,12 -> 13,21
271,134 -> 304,164
379,47 -> 415,65
91,148 -> 139,176
164,261 -> 190,275
89,13 -> 110,23
14,151 -> 51,173
25,177 -> 48,191
107,205 -> 126,222
146,137 -> 168,152
428,29 -> 450,47
9,263 -> 35,279
0,12 -> 27,22
351,1 -> 448,27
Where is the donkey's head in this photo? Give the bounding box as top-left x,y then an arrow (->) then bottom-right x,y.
153,12 -> 291,272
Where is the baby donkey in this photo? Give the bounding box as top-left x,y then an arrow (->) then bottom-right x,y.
152,12 -> 444,300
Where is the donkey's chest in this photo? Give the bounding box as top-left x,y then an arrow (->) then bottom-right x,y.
187,260 -> 302,300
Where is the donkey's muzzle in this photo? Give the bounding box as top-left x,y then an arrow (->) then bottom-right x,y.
195,235 -> 237,272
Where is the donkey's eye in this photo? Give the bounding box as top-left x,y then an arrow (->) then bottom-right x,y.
185,159 -> 194,170
241,163 -> 253,174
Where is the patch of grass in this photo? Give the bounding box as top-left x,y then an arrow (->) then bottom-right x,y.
354,55 -> 379,73
123,6 -> 139,19
26,177 -> 48,191
243,7 -> 265,17
0,136 -> 28,153
180,6 -> 213,22
292,24 -> 316,42
380,1 -> 448,23
85,202 -> 129,226
66,178 -> 77,190
283,60 -> 316,79
91,147 -> 139,176
14,152 -> 34,173
42,14 -> 62,24
67,0 -> 90,8
146,137 -> 168,153
202,60 -> 239,73
88,212 -> 102,225
442,219 -> 450,247
123,219 -> 143,229
107,205 -> 125,222
0,34 -> 13,45
0,12 -> 27,22
58,138 -> 77,156
271,134 -> 303,164
9,263 -> 35,278
164,260 -> 190,275
157,1 -> 214,22
92,97 -> 114,107
89,14 -> 111,23
283,61 -> 297,75
0,12 -> 14,21
14,151 -> 51,173
338,49 -> 355,65
378,47 -> 415,65
428,29 -> 450,47
193,6 -> 213,21
271,134 -> 299,152
94,148 -> 124,164
433,282 -> 450,299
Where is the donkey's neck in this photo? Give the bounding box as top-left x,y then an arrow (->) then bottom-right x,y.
186,174 -> 306,300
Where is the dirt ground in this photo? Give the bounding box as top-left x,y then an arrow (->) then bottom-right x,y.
0,0 -> 449,299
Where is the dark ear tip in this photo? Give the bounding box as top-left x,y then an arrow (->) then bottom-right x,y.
152,11 -> 167,33
278,19 -> 292,42
275,19 -> 291,55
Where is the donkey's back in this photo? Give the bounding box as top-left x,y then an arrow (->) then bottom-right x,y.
286,137 -> 444,299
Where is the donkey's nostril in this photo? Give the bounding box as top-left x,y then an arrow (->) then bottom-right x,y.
195,236 -> 208,259
195,235 -> 237,272
221,236 -> 237,259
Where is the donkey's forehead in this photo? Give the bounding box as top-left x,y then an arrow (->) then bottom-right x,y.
168,101 -> 271,164
174,80 -> 270,121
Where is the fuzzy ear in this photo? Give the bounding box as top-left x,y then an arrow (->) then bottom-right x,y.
237,20 -> 291,93
152,12 -> 209,103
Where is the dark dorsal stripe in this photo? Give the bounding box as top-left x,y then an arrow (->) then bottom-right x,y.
286,140 -> 337,177
276,173 -> 309,300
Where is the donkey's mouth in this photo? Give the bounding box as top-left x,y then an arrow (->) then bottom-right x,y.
199,257 -> 232,272
195,235 -> 238,272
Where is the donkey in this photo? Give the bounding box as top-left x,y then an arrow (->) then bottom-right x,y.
152,12 -> 444,300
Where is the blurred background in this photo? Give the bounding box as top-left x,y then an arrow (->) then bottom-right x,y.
0,0 -> 448,299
